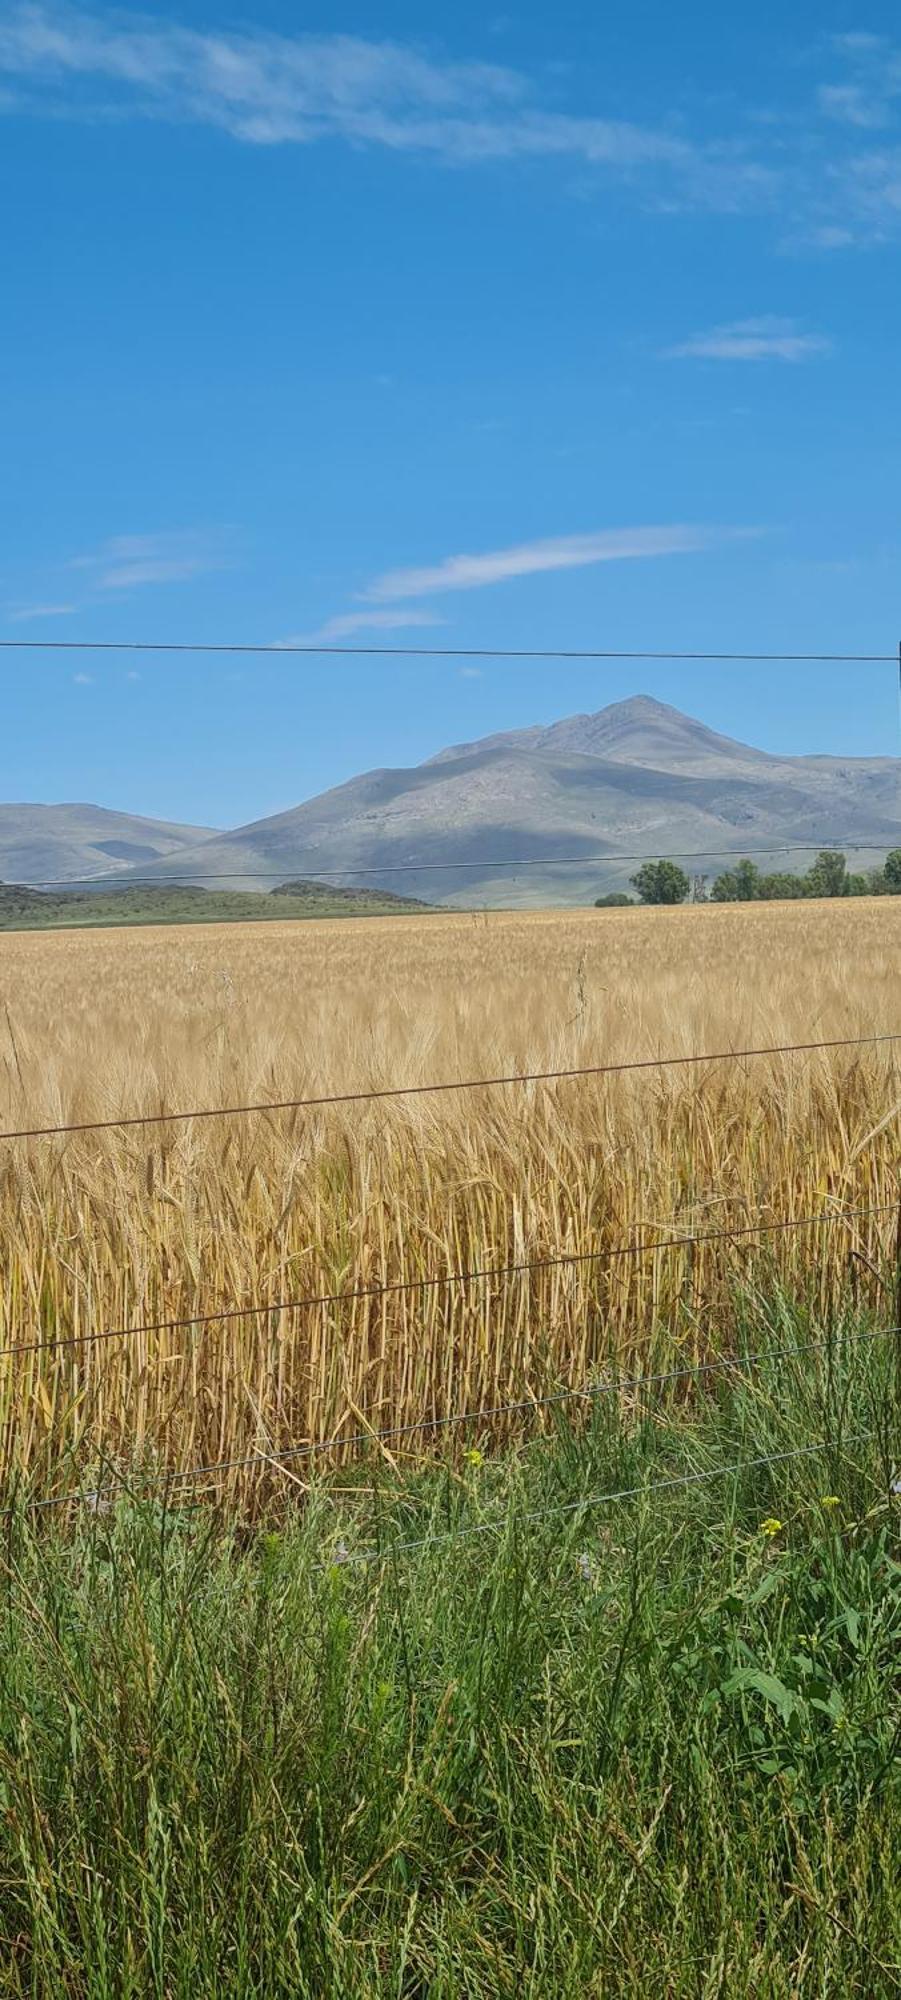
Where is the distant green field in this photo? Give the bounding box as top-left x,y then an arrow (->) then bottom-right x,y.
0,879 -> 434,931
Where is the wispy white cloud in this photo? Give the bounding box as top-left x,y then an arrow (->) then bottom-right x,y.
2,10 -> 900,253
802,36 -> 901,242
818,33 -> 901,130
5,529 -> 233,634
818,83 -> 888,131
72,670 -> 93,683
829,148 -> 901,236
8,600 -> 78,621
309,608 -> 443,641
69,529 -> 233,591
278,608 -> 445,646
0,5 -> 771,211
365,525 -> 734,602
665,316 -> 832,363
0,3 -> 525,139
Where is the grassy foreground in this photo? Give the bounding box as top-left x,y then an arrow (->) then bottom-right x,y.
0,1311 -> 897,1996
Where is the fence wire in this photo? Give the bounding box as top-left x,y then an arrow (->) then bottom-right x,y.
2,1029 -> 898,1144
19,1323 -> 898,1518
2,1198 -> 895,1365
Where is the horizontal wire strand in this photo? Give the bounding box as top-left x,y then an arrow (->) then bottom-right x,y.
22,1333 -> 895,1516
3,1199 -> 895,1364
330,1432 -> 880,1567
69,1322 -> 900,1508
12,837 -> 887,887
3,1029 -> 899,1144
1,641 -> 897,660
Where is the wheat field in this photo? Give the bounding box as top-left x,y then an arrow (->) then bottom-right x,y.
1,898 -> 899,1508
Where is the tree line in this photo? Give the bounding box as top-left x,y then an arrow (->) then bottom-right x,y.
596,849 -> 901,907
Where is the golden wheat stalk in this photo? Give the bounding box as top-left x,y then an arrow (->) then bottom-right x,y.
0,899 -> 898,1509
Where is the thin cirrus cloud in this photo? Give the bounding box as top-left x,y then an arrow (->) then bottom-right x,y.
2,10 -> 901,239
665,317 -> 832,362
818,33 -> 901,130
278,608 -> 445,646
818,84 -> 888,131
4,528 -> 236,628
68,529 -> 234,591
8,600 -> 78,621
364,524 -> 732,603
809,36 -> 901,238
0,4 -> 770,211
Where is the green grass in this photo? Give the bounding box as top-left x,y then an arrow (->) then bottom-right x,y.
0,880 -> 434,931
0,1306 -> 898,1995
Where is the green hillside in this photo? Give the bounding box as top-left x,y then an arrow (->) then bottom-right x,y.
0,879 -> 434,932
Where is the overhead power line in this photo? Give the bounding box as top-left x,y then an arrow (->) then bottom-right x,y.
50,1321 -> 898,1512
15,839 -> 890,890
3,1199 -> 893,1364
1,640 -> 898,661
2,1030 -> 898,1144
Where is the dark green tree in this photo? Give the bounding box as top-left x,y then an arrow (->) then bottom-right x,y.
884,849 -> 901,891
710,859 -> 761,903
594,892 -> 634,908
756,871 -> 807,900
629,859 -> 690,905
805,850 -> 848,898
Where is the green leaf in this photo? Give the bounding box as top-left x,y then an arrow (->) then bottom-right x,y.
811,1688 -> 844,1721
721,1668 -> 799,1724
746,1571 -> 780,1608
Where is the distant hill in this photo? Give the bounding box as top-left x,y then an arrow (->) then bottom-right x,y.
3,698 -> 899,908
0,803 -> 217,885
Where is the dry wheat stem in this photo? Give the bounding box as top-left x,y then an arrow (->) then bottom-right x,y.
0,899 -> 898,1509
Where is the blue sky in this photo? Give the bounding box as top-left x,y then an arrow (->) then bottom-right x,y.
1,0 -> 900,828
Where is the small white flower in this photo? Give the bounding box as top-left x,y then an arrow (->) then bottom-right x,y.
577,1551 -> 593,1583
333,1539 -> 350,1565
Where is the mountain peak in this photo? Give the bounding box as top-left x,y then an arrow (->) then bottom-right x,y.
426,693 -> 770,776
595,693 -> 681,718
550,694 -> 767,770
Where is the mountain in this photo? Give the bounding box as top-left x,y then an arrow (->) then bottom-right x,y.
100,696 -> 901,908
0,804 -> 218,886
426,695 -> 778,777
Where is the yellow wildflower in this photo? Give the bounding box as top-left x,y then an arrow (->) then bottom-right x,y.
464,1447 -> 484,1468
820,1495 -> 840,1509
759,1517 -> 784,1539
